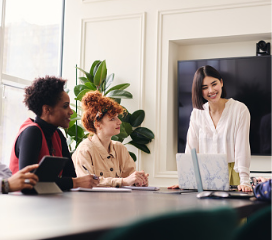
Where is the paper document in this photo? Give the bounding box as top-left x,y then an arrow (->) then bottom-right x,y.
71,187 -> 132,192
122,186 -> 160,191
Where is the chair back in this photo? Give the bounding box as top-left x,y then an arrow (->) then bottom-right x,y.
233,206 -> 271,240
99,207 -> 238,240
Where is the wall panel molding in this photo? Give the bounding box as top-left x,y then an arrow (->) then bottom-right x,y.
80,13 -> 146,169
154,1 -> 271,178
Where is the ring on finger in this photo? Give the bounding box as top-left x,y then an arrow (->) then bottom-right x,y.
24,179 -> 31,184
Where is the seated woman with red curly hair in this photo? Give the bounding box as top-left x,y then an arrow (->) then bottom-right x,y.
72,91 -> 149,187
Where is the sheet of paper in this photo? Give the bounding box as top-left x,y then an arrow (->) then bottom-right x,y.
122,186 -> 160,191
71,187 -> 132,192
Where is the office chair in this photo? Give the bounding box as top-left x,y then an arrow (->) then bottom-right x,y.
233,205 -> 271,240
99,207 -> 238,240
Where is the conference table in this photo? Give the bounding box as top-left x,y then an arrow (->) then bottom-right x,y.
0,188 -> 269,240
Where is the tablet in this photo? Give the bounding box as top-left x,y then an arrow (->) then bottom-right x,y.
33,156 -> 69,182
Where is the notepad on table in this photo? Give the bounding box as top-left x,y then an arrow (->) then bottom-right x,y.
122,186 -> 160,191
71,187 -> 132,192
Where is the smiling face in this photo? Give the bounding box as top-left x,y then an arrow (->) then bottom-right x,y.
201,76 -> 223,104
96,113 -> 122,137
47,91 -> 73,128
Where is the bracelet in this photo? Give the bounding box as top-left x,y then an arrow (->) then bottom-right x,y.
1,179 -> 9,194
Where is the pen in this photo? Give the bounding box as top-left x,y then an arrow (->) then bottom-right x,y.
82,165 -> 99,180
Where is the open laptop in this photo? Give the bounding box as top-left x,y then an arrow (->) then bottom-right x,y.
190,149 -> 254,199
176,152 -> 230,191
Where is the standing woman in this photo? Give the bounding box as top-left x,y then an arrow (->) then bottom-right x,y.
170,65 -> 252,192
9,76 -> 99,190
72,91 -> 149,187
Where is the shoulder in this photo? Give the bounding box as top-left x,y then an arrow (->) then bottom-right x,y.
76,137 -> 93,151
229,99 -> 250,115
20,125 -> 42,138
190,105 -> 206,119
112,140 -> 129,152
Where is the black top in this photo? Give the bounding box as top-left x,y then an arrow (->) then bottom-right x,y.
15,117 -> 76,190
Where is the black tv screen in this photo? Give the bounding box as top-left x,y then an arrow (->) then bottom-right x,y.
178,55 -> 271,156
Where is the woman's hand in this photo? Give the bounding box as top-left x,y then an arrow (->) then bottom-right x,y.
73,175 -> 100,189
238,184 -> 253,192
167,184 -> 180,189
8,164 -> 39,192
122,171 -> 148,186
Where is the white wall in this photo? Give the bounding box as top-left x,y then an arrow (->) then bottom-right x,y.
62,0 -> 272,187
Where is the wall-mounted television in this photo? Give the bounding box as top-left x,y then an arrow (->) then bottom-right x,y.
178,55 -> 271,156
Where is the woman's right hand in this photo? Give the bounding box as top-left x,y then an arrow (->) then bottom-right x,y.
72,175 -> 100,189
122,171 -> 148,186
167,184 -> 180,189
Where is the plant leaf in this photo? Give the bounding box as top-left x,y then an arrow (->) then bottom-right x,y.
112,98 -> 121,104
85,82 -> 96,90
116,123 -> 129,139
91,60 -> 101,77
129,110 -> 145,127
105,83 -> 130,95
67,124 -> 85,138
129,151 -> 137,162
75,89 -> 91,101
127,141 -> 150,154
106,90 -> 132,99
105,73 -> 115,91
122,122 -> 133,136
131,127 -> 154,140
74,85 -> 89,96
111,135 -> 119,141
78,77 -> 88,84
94,60 -> 107,87
119,107 -> 131,123
76,67 -> 93,83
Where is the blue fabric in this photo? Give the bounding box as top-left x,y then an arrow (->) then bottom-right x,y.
254,179 -> 271,201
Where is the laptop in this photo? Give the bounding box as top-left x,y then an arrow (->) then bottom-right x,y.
190,149 -> 254,199
176,152 -> 230,191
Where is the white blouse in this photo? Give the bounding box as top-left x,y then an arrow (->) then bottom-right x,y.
185,98 -> 251,186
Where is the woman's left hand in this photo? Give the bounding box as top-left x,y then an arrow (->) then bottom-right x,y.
238,184 -> 253,192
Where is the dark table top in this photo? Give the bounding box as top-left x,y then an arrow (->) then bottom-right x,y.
0,188 -> 269,240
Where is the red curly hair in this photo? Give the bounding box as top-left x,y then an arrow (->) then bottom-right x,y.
81,91 -> 124,134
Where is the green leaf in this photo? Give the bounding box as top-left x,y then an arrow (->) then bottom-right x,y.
129,110 -> 145,127
94,60 -> 107,87
85,82 -> 96,90
91,60 -> 101,77
106,90 -> 132,99
131,127 -> 154,140
68,110 -> 77,128
67,124 -> 85,138
75,89 -> 91,101
105,83 -> 130,95
112,98 -> 121,104
129,151 -> 137,162
111,135 -> 119,141
116,123 -> 129,139
105,73 -> 115,91
76,67 -> 93,83
127,141 -> 150,154
122,122 -> 133,136
78,77 -> 88,84
74,85 -> 89,96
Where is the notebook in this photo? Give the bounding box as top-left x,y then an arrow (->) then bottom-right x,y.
176,152 -> 229,191
190,149 -> 254,199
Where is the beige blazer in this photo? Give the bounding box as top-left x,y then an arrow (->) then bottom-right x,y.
72,134 -> 135,187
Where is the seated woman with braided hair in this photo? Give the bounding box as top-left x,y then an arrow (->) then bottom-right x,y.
72,91 -> 149,187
